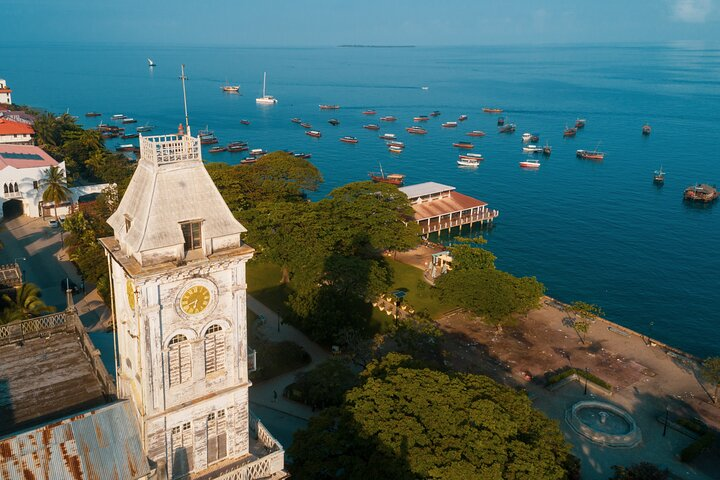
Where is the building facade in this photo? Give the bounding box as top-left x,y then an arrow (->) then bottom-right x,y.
0,78 -> 11,105
101,131 -> 285,479
0,118 -> 34,145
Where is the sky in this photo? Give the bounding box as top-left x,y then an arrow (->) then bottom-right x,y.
4,0 -> 719,47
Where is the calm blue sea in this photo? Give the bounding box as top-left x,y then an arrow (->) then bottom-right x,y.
2,42 -> 718,357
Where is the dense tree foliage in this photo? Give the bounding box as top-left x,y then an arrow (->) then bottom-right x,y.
0,283 -> 55,325
290,353 -> 573,480
701,357 -> 720,404
609,463 -> 669,480
290,358 -> 360,409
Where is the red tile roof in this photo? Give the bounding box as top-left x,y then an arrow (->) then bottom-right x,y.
0,119 -> 33,135
410,191 -> 487,221
0,145 -> 59,170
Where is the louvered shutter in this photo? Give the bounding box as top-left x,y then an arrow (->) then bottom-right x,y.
217,410 -> 227,460
169,346 -> 181,386
179,343 -> 192,383
207,413 -> 217,464
215,334 -> 226,371
205,334 -> 217,374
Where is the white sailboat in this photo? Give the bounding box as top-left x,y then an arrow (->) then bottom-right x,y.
256,72 -> 278,104
147,58 -> 156,67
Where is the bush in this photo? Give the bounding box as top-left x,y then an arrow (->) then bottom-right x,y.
547,368 -> 612,390
250,340 -> 310,382
676,418 -> 707,436
680,431 -> 715,463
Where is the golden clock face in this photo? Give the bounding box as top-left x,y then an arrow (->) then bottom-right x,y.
180,285 -> 211,315
126,279 -> 135,310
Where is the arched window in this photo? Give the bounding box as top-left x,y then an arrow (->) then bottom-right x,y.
13,183 -> 18,193
168,334 -> 191,386
204,324 -> 225,374
3,184 -> 7,194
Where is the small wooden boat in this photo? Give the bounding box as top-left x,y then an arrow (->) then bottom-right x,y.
85,112 -> 102,117
379,133 -> 397,140
363,124 -> 380,130
576,149 -> 605,160
453,141 -> 474,149
300,122 -> 312,129
430,110 -> 441,117
340,136 -> 358,144
222,84 -> 240,92
519,158 -> 541,168
363,110 -> 377,115
294,153 -> 312,159
542,144 -> 552,156
483,107 -> 503,113
111,114 -> 126,120
406,126 -> 427,134
228,141 -> 248,147
522,145 -> 543,153
319,104 -> 340,110
575,119 -> 586,129
116,144 -> 139,152
136,124 -> 154,133
530,134 -> 540,142
101,132 -> 118,139
653,167 -> 666,184
250,148 -> 267,156
684,184 -> 718,202
370,162 -> 405,185
497,117 -> 505,126
499,124 -> 516,133
228,144 -> 248,153
457,154 -> 482,167
380,116 -> 397,122
121,133 -> 139,139
389,145 -> 403,153
458,114 -> 468,122
467,130 -> 486,137
328,119 -> 340,126
200,135 -> 218,145
414,115 -> 430,122
387,140 -> 405,148
563,127 -> 577,137
209,146 -> 227,153
291,118 -> 302,124
521,133 -> 532,142
306,130 -> 322,138
122,118 -> 137,124
241,157 -> 258,165
240,119 -> 251,125
642,124 -> 652,135
442,121 -> 458,128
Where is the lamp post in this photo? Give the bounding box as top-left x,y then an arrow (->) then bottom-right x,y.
662,406 -> 669,437
584,367 -> 589,395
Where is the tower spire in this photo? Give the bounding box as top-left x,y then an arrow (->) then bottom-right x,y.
180,64 -> 191,137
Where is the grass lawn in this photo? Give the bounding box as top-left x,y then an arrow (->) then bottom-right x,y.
385,258 -> 455,319
246,260 -> 292,317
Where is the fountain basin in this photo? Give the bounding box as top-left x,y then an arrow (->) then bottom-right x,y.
566,400 -> 641,448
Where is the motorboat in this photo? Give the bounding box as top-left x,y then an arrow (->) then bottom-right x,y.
380,116 -> 397,122
111,114 -> 126,120
256,72 -> 278,104
319,104 -> 340,110
442,121 -> 458,128
483,107 -> 503,113
406,126 -> 427,134
209,146 -> 227,153
563,127 -> 577,137
453,141 -> 474,149
228,144 -> 248,153
499,124 -> 516,133
429,110 -> 441,117
642,124 -> 652,135
136,124 -> 154,133
291,118 -> 302,124
363,124 -> 380,130
389,145 -> 403,153
328,119 -> 340,126
200,135 -> 218,145
240,119 -> 251,125
300,122 -> 312,129
467,130 -> 486,137
576,149 -> 605,160
457,154 -> 482,167
363,110 -> 377,115
306,130 -> 322,138
122,118 -> 137,124
121,133 -> 139,139
458,114 -> 468,122
522,133 -> 532,142
519,158 -> 541,168
575,119 -> 586,128
340,136 -> 358,144
379,133 -> 397,140
116,144 -> 139,152
250,148 -> 267,156
85,112 -> 102,117
414,115 -> 430,122
386,140 -> 405,148
543,144 -> 552,155
522,145 -> 543,153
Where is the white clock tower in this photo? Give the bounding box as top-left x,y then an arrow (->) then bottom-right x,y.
101,126 -> 286,479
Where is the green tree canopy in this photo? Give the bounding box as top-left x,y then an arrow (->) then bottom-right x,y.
448,243 -> 496,271
701,357 -> 720,404
40,165 -> 71,220
290,353 -> 572,480
610,462 -> 669,480
1,283 -> 55,321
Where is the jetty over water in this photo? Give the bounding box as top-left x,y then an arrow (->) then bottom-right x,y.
399,182 -> 498,235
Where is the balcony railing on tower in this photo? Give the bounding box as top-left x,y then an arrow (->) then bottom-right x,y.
140,134 -> 201,165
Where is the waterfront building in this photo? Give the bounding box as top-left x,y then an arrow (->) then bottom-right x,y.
100,129 -> 286,479
0,118 -> 33,145
399,182 -> 499,236
0,79 -> 11,104
0,144 -> 108,219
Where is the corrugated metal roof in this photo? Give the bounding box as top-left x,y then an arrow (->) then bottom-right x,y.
0,400 -> 150,480
398,182 -> 455,199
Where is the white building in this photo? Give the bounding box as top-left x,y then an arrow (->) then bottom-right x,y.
0,79 -> 11,105
0,144 -> 109,219
0,118 -> 34,145
100,131 -> 286,479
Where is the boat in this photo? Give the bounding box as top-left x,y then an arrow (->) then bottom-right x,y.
122,118 -> 137,124
136,124 -> 154,133
458,114 -> 468,122
457,153 -> 483,167
369,162 -> 405,185
340,136 -> 358,144
442,121 -> 458,128
522,145 -> 543,153
414,115 -> 430,122
116,144 -> 138,152
521,133 -> 532,142
363,110 -> 377,115
575,119 -> 586,129
209,146 -> 227,153
250,148 -> 267,156
200,135 -> 218,145
467,130 -> 486,137
406,126 -> 427,134
519,158 -> 541,168
291,118 -> 302,124
429,110 -> 441,117
111,114 -> 126,120
683,184 -> 718,202
319,104 -> 340,110
421,86 -> 430,90
499,124 -> 516,133
642,124 -> 652,135
256,72 -> 278,104
653,167 -> 666,184
300,122 -> 312,129
363,124 -> 380,130
386,140 -> 405,148
240,119 -> 251,125
563,127 -> 577,137
389,145 -> 403,153
328,119 -> 340,126
222,83 -> 240,93
241,157 -> 258,165
530,134 -> 540,142
198,126 -> 214,137
85,112 -> 102,117
542,143 -> 552,155
379,133 -> 397,140
147,58 -> 156,67
294,153 -> 312,159
497,117 -> 505,126
483,107 -> 503,113
306,130 -> 322,138
576,148 -> 605,160
101,132 -> 118,139
380,116 -> 397,122
228,144 -> 248,153
97,123 -> 121,133
453,141 -> 474,149
121,133 -> 139,139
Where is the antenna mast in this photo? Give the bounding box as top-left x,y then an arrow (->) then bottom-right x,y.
180,64 -> 191,136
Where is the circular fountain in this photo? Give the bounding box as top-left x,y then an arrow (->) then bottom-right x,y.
566,401 -> 641,448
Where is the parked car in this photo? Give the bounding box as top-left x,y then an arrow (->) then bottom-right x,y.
48,219 -> 60,228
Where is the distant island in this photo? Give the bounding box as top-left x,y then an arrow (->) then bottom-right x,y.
339,45 -> 416,48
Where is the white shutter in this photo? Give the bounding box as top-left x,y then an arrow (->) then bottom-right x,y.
217,410 -> 227,460
204,335 -> 217,374
215,334 -> 226,371
169,347 -> 181,386
179,343 -> 192,383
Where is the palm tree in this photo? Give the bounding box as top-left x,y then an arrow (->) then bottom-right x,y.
40,165 -> 72,223
2,283 -> 55,319
0,306 -> 23,325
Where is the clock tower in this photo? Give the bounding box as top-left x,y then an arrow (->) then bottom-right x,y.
101,128 -> 285,479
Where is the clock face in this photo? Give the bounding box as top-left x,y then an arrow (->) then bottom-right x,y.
180,285 -> 211,315
126,279 -> 135,310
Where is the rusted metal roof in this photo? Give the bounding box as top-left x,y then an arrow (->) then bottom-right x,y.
409,191 -> 488,221
0,400 -> 150,480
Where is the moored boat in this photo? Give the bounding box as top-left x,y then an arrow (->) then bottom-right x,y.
121,133 -> 139,139
458,114 -> 468,122
406,126 -> 427,134
240,119 -> 251,125
414,115 -> 430,122
453,141 -> 474,149
576,149 -> 605,160
683,184 -> 718,202
575,118 -> 586,129
457,154 -> 482,167
306,130 -> 322,138
256,72 -> 278,104
340,136 -> 358,144
467,130 -> 486,137
519,158 -> 541,168
388,145 -> 403,153
386,140 -> 405,148
542,143 -> 552,155
442,121 -> 458,128
136,124 -> 154,133
300,122 -> 312,129
642,124 -> 652,135
363,110 -> 377,115
228,144 -> 248,153
521,133 -> 532,142
379,133 -> 397,140
380,116 -> 397,122
653,167 -> 666,184
499,124 -> 516,133
116,144 -> 139,152
522,145 -> 543,153
294,152 -> 312,159
222,85 -> 240,93
319,104 -> 340,110
85,112 -> 102,117
328,119 -> 340,126
530,134 -> 540,142
250,148 -> 267,156
111,114 -> 126,120
291,118 -> 302,124
429,110 -> 441,117
363,124 -> 380,130
209,146 -> 227,153
370,163 -> 405,185
483,107 -> 503,113
200,135 -> 218,145
563,127 -> 577,137
122,117 -> 137,124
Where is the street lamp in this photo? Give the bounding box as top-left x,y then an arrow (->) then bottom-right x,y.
14,257 -> 26,263
662,406 -> 669,437
584,367 -> 589,395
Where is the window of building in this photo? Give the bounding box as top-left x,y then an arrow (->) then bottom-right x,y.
125,216 -> 132,232
207,410 -> 227,464
181,221 -> 202,252
13,183 -> 18,193
3,184 -> 7,194
33,180 -> 38,190
171,422 -> 193,478
168,334 -> 191,386
204,324 -> 226,375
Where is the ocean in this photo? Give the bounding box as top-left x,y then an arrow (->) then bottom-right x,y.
2,42 -> 718,357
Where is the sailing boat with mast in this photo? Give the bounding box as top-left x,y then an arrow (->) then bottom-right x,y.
256,72 -> 278,104
369,161 -> 405,186
653,166 -> 666,184
147,58 -> 156,67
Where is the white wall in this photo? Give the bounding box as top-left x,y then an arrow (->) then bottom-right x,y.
0,133 -> 31,145
0,161 -> 66,218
